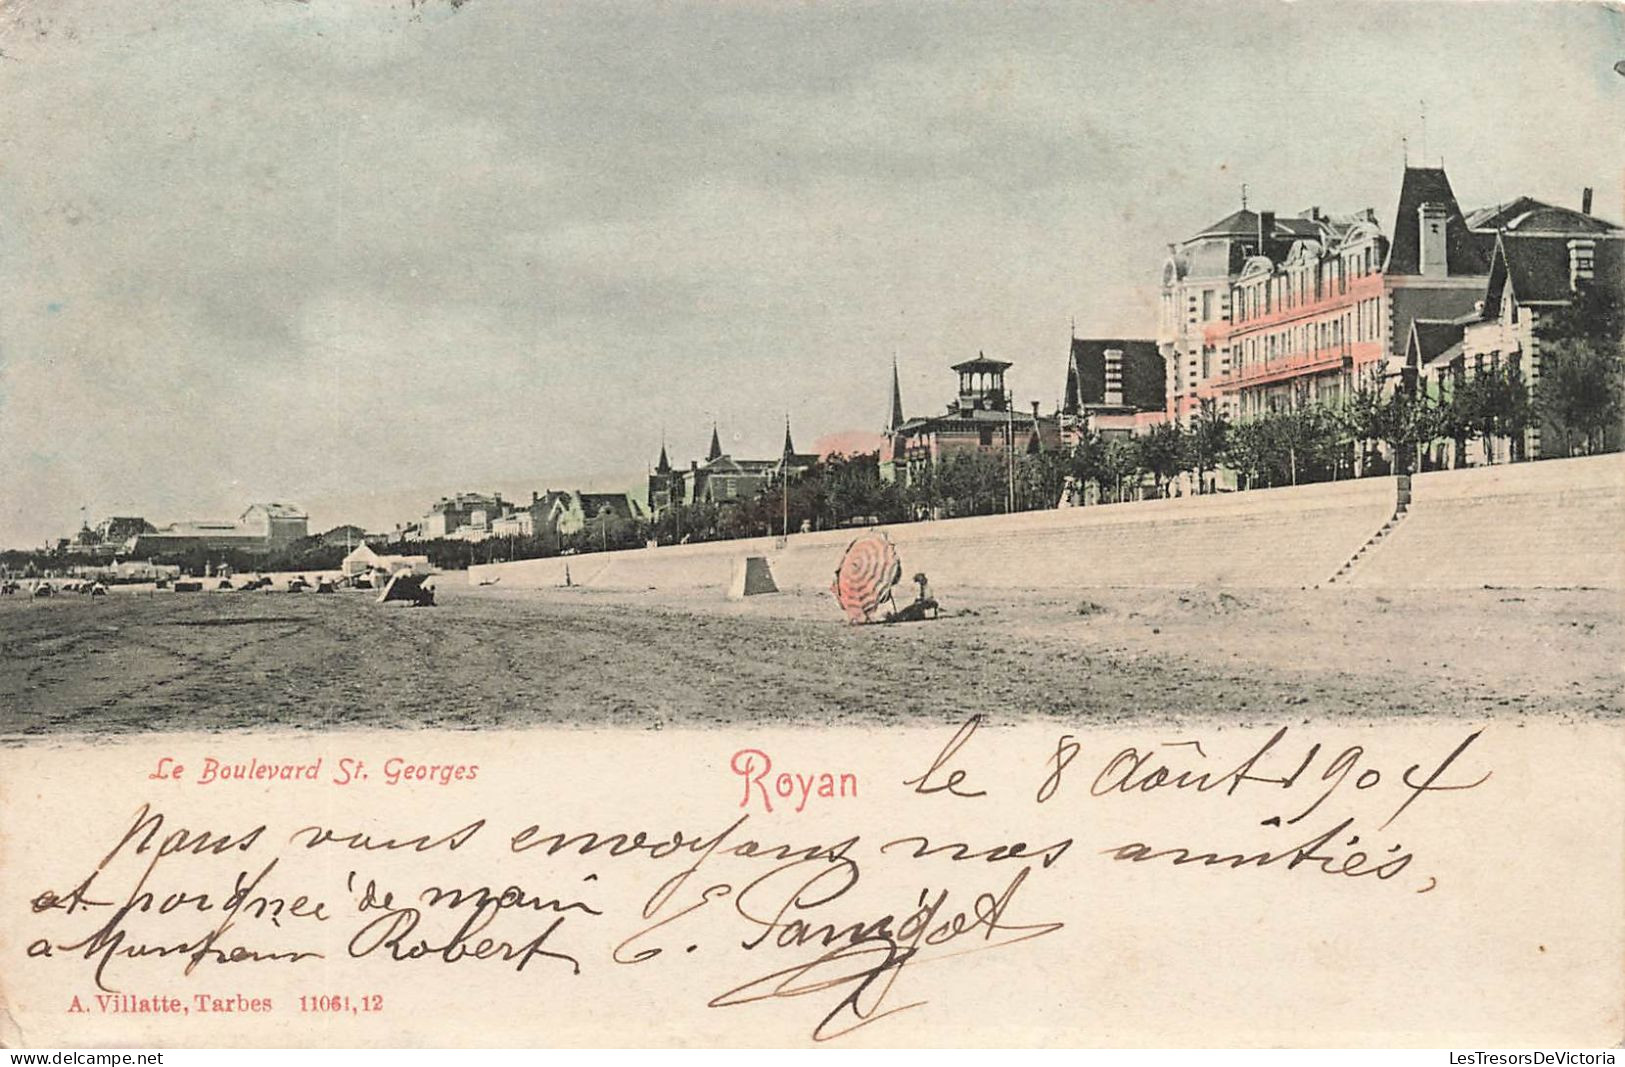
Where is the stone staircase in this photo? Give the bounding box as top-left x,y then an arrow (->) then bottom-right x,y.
1322,476 -> 1409,587
1339,456 -> 1625,590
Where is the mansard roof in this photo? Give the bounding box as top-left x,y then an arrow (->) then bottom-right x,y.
245,502 -> 307,519
1385,166 -> 1490,277
1190,208 -> 1320,242
1466,196 -> 1622,236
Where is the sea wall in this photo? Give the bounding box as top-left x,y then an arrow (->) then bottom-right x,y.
1344,452 -> 1625,589
468,474 -> 1400,594
468,454 -> 1624,594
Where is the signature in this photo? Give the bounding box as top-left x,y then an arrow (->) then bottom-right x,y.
714,859 -> 1063,1041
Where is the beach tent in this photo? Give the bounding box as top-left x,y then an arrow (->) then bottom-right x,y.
345,543 -> 429,580
378,572 -> 435,606
341,543 -> 383,578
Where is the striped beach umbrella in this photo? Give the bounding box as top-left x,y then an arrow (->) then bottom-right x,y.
831,530 -> 903,624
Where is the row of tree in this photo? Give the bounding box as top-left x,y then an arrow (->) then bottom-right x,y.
14,290 -> 1618,571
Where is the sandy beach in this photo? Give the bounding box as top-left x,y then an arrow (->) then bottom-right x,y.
1,581 -> 1617,740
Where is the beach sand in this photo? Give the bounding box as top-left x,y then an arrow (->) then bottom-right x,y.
0,581 -> 1618,740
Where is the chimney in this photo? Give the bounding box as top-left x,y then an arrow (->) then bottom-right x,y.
1582,187 -> 1594,215
1256,211 -> 1275,253
1568,239 -> 1597,289
1418,202 -> 1449,277
1104,349 -> 1124,407
1031,400 -> 1041,420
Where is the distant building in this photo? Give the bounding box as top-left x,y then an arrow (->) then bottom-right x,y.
420,493 -> 511,541
1156,165 -> 1597,435
135,519 -> 250,553
647,421 -> 817,516
126,503 -> 307,556
552,491 -> 649,536
489,510 -> 537,538
648,443 -> 680,516
239,503 -> 309,551
1209,167 -> 1493,423
101,517 -> 155,547
1158,204 -> 1323,423
1060,338 -> 1166,439
687,426 -> 777,507
881,353 -> 1064,486
61,516 -> 158,558
318,524 -> 369,548
1405,190 -> 1623,465
522,490 -> 574,539
1464,192 -> 1622,240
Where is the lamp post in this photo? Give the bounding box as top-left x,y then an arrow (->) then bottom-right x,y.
1005,398 -> 1015,513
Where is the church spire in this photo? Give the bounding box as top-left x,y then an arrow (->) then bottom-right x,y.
781,414 -> 795,459
707,423 -> 722,462
886,355 -> 905,433
655,438 -> 671,475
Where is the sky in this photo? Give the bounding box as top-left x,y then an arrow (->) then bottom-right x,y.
1,0 -> 1621,546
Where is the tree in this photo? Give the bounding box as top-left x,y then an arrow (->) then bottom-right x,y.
1224,418 -> 1273,491
1374,386 -> 1448,475
1447,364 -> 1536,465
1530,279 -> 1625,458
902,457 -> 938,520
1264,407 -> 1334,486
1538,278 -> 1625,353
1338,384 -> 1386,477
1070,430 -> 1109,502
1536,338 -> 1623,457
821,452 -> 906,526
1495,367 -> 1535,462
1016,449 -> 1070,510
1134,421 -> 1186,497
1184,401 -> 1230,493
935,451 -> 1006,516
1099,437 -> 1138,502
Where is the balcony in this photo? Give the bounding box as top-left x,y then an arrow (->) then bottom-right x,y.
1214,271 -> 1386,343
1213,340 -> 1386,393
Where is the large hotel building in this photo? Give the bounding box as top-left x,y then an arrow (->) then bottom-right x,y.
1160,166 -> 1493,424
1157,163 -> 1621,471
